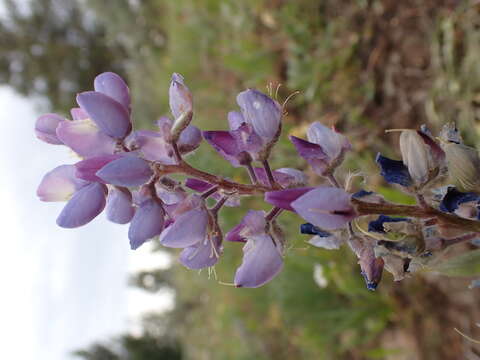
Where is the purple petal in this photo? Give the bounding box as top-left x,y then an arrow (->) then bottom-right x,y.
96,156 -> 153,187
159,208 -> 208,248
307,122 -> 351,160
56,119 -> 116,157
234,234 -> 283,288
291,186 -> 356,230
185,178 -> 240,207
106,187 -> 135,224
230,123 -> 263,156
70,107 -> 88,120
128,199 -> 165,250
228,111 -> 245,130
75,154 -> 123,183
169,73 -> 193,119
37,164 -> 88,202
275,168 -> 308,187
178,125 -> 202,154
56,183 -> 107,228
94,72 -> 131,113
289,136 -> 327,160
179,235 -> 222,269
77,91 -> 131,139
264,187 -> 314,211
156,117 -> 173,137
226,210 -> 266,242
203,130 -> 242,167
236,89 -> 281,141
35,113 -> 64,145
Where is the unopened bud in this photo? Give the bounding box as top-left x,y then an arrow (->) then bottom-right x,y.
170,110 -> 193,143
169,73 -> 193,119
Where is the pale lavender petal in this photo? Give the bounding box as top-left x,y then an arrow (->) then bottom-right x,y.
230,123 -> 263,156
70,107 -> 88,120
228,111 -> 245,130
35,113 -> 64,145
226,210 -> 266,242
234,234 -> 283,288
127,130 -> 176,164
178,125 -> 202,153
179,235 -> 223,269
94,72 -> 131,112
106,187 -> 135,224
307,122 -> 351,160
169,73 -> 193,119
159,208 -> 208,248
156,116 -> 173,137
96,156 -> 153,187
75,154 -> 123,182
77,91 -> 131,139
37,164 -> 88,202
128,199 -> 165,250
254,167 -> 302,188
264,187 -> 314,211
275,168 -> 308,187
236,89 -> 281,141
291,186 -> 356,230
56,183 -> 107,228
203,130 -> 242,167
56,119 -> 116,157
308,235 -> 344,250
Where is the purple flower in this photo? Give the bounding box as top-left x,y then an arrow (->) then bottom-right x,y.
37,164 -> 88,202
290,187 -> 356,230
376,153 -> 413,187
348,237 -> 384,291
128,198 -> 165,250
179,235 -> 222,270
75,154 -> 123,183
56,118 -> 117,157
77,91 -> 132,139
254,167 -> 307,188
185,178 -> 240,207
169,73 -> 193,119
236,89 -> 281,144
226,210 -> 266,242
290,122 -> 351,175
106,187 -> 135,224
94,72 -> 131,113
96,155 -> 153,187
56,183 -> 107,228
35,113 -> 64,145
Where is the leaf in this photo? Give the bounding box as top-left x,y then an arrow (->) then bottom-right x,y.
431,249 -> 480,276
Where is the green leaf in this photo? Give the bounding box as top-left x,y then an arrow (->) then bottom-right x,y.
432,249 -> 480,276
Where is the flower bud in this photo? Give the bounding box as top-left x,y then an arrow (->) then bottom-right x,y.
169,73 -> 193,120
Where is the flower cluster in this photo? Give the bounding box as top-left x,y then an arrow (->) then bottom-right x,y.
36,72 -> 480,290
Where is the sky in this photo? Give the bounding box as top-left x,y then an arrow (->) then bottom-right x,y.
0,86 -> 173,360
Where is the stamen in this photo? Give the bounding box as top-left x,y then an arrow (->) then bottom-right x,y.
385,128 -> 410,133
275,83 -> 282,100
282,90 -> 300,109
218,281 -> 236,287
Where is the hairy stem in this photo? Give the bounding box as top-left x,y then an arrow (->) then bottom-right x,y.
245,163 -> 258,184
262,160 -> 280,189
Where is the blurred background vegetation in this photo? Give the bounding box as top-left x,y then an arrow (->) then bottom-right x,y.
4,0 -> 480,358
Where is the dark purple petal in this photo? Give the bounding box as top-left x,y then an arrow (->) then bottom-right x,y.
70,107 -> 88,120
291,186 -> 356,230
179,236 -> 222,269
375,153 -> 413,187
203,130 -> 242,167
37,164 -> 88,202
264,187 -> 314,211
56,119 -> 116,157
96,156 -> 153,187
440,187 -> 480,213
77,91 -> 131,139
94,72 -> 131,112
159,208 -> 208,248
234,234 -> 283,288
359,245 -> 384,291
128,199 -> 165,250
75,154 -> 123,183
368,215 -> 410,233
289,136 -> 327,160
236,89 -> 281,141
35,113 -> 64,145
226,210 -> 266,242
106,187 -> 135,224
417,129 -> 445,163
56,183 -> 107,228
185,178 -> 212,192
169,73 -> 193,119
